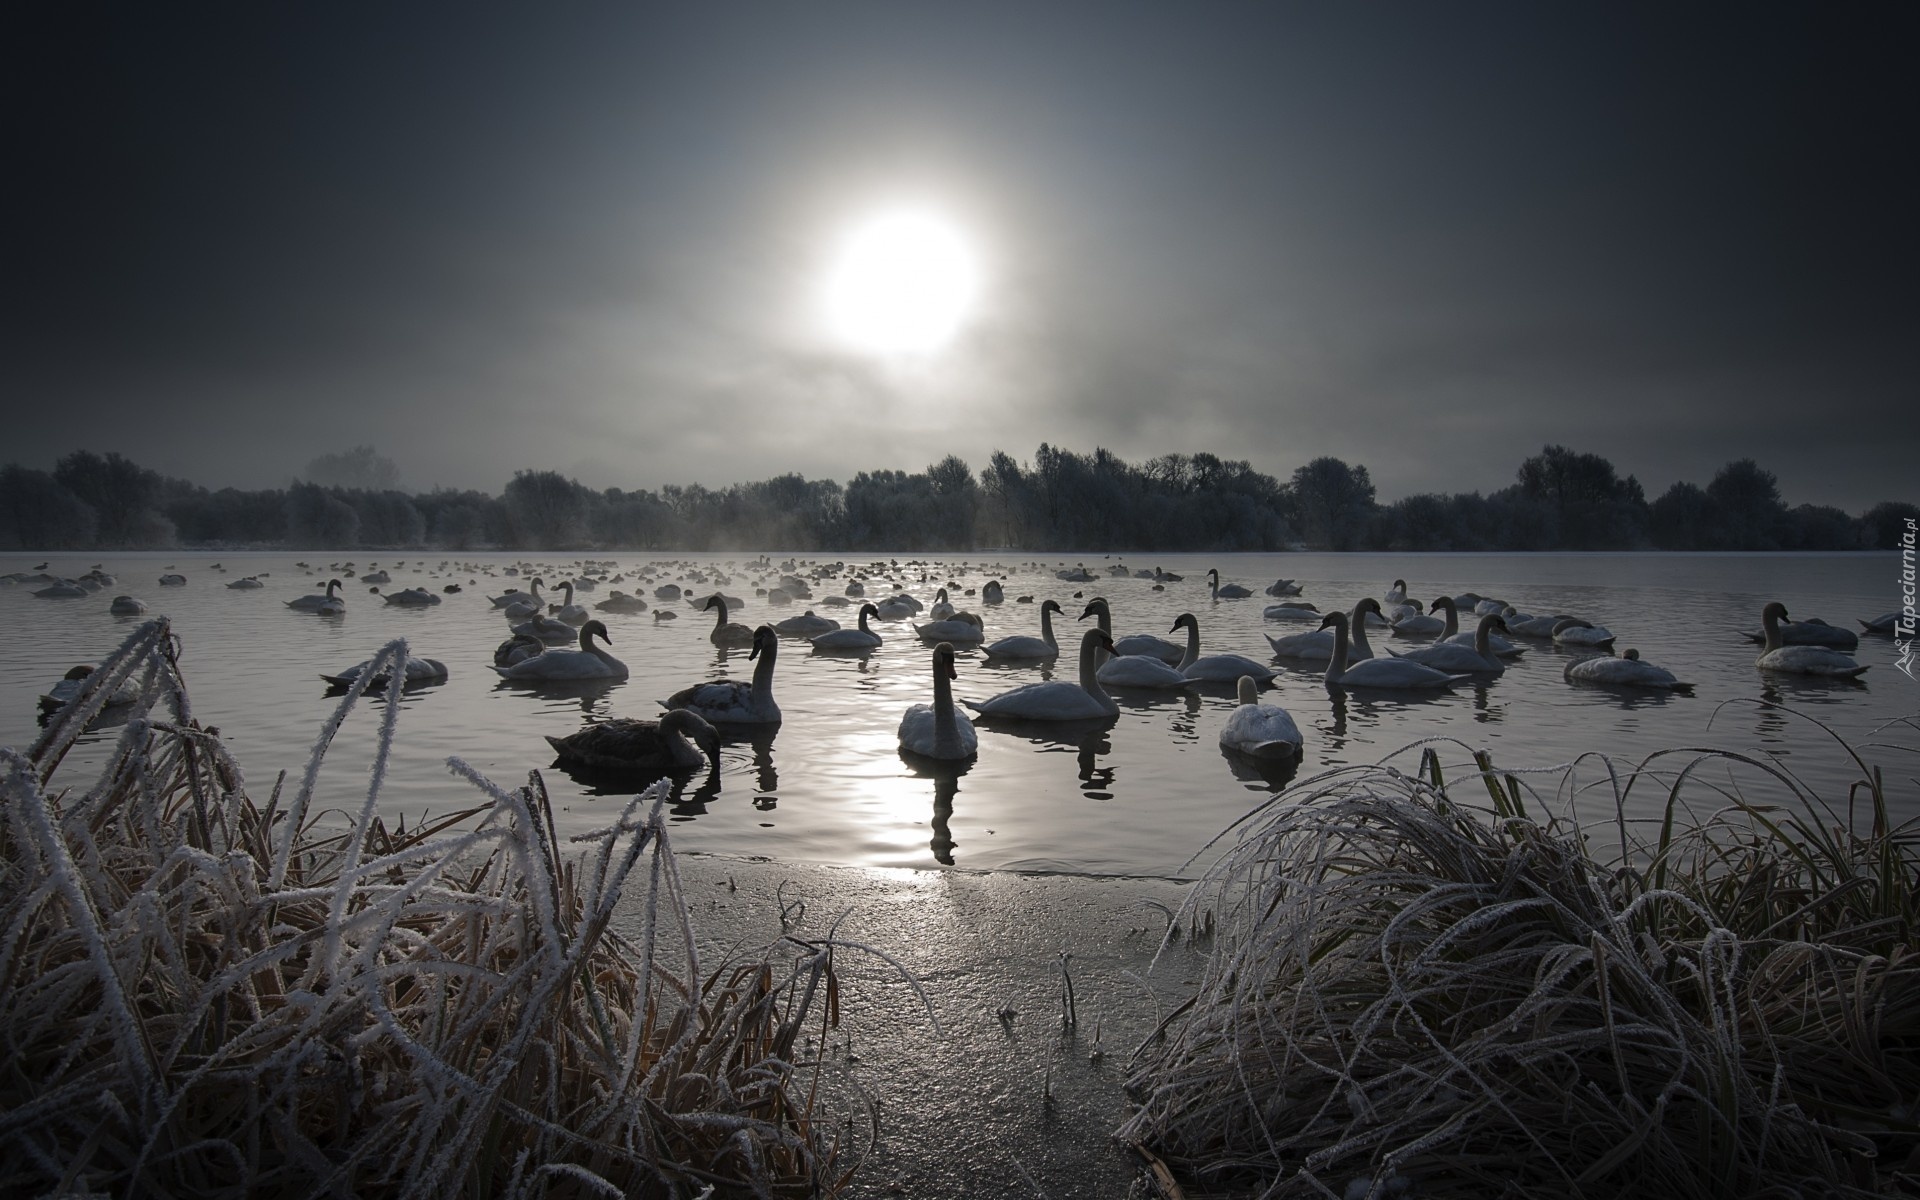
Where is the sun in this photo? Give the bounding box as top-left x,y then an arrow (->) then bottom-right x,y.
822,207 -> 980,355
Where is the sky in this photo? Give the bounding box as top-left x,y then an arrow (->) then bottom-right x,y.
6,2 -> 1915,510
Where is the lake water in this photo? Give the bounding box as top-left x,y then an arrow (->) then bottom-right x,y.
2,551 -> 1910,877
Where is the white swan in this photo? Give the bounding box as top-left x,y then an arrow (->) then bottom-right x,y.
1552,619 -> 1617,650
225,577 -> 265,590
1860,613 -> 1899,634
874,593 -> 920,620
1218,675 -> 1303,760
491,580 -> 536,608
982,580 -> 1005,605
1383,579 -> 1407,606
898,642 -> 979,760
361,570 -> 391,585
1207,568 -> 1253,600
551,581 -> 590,625
983,599 -> 1062,660
812,603 -> 882,650
494,633 -> 546,667
110,595 -> 148,615
1078,597 -> 1183,662
664,625 -> 783,724
1266,599 -> 1380,663
1173,612 -> 1276,684
512,610 -> 576,643
594,590 -> 650,614
1565,649 -> 1692,691
494,620 -> 629,681
1263,601 -> 1321,622
288,579 -> 345,610
1436,597 -> 1524,658
1264,579 -> 1303,596
1389,615 -> 1508,674
40,665 -> 139,711
546,709 -> 721,774
914,612 -> 987,644
704,595 -> 756,647
503,579 -> 547,620
1319,611 -> 1467,690
1739,618 -> 1858,651
321,657 -> 449,688
927,588 -> 957,620
774,609 -> 839,637
1755,602 -> 1868,678
963,629 -> 1119,720
158,573 -> 186,586
384,586 -> 441,606
1076,599 -> 1191,688
654,583 -> 683,601
1389,600 -> 1445,638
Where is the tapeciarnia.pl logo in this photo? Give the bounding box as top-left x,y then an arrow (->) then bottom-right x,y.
1899,517 -> 1917,680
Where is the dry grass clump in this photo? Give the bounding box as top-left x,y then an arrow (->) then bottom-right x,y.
2,619 -> 886,1198
1121,724 -> 1920,1198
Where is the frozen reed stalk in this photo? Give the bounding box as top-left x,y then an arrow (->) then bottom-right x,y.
1121,739 -> 1920,1198
0,622 -> 917,1198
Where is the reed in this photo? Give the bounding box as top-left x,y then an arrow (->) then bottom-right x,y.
1121,726 -> 1920,1198
1,619 -> 880,1198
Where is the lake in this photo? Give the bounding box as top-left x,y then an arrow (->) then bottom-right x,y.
2,550 -> 1909,877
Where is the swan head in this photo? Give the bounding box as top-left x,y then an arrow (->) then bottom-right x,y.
1392,578 -> 1406,590
1169,612 -> 1198,634
1318,612 -> 1347,633
662,709 -> 723,763
1762,601 -> 1790,625
1481,614 -> 1510,634
1356,598 -> 1384,615
748,625 -> 777,659
933,641 -> 959,680
1623,649 -> 1641,660
62,665 -> 95,681
1076,597 -> 1109,621
1081,628 -> 1115,655
859,603 -> 880,619
580,620 -> 612,648
1430,595 -> 1456,615
1041,598 -> 1062,615
935,587 -> 949,602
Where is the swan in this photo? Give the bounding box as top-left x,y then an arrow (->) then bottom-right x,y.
1389,615 -> 1509,675
1503,610 -> 1569,638
1207,568 -> 1253,600
963,629 -> 1119,720
224,576 -> 264,590
383,587 -> 441,606
1154,568 -> 1184,583
914,612 -> 987,644
1264,579 -> 1303,597
494,633 -> 546,667
1436,597 -> 1524,658
110,595 -> 148,615
664,625 -> 782,724
361,570 -> 391,585
35,578 -> 95,597
1218,675 -> 1303,760
159,573 -> 186,586
1738,618 -> 1858,651
1552,619 -> 1617,650
1263,601 -> 1321,622
39,665 -> 140,711
1383,579 -> 1408,606
1564,649 -> 1692,691
551,581 -> 590,625
774,609 -> 840,637
546,709 -> 722,774
1473,598 -> 1508,617
874,593 -> 921,620
1173,612 -> 1276,684
704,595 -> 756,647
594,590 -> 650,613
654,583 -> 683,601
844,579 -> 866,597
898,642 -> 979,760
1755,602 -> 1868,678
512,610 -> 576,643
1078,596 -> 1183,662
983,599 -> 1062,660
494,620 -> 628,681
503,580 -> 547,620
982,580 -> 1005,605
1859,613 -> 1899,634
812,603 -> 882,649
1389,600 -> 1445,638
491,581 -> 536,608
321,657 -> 450,688
928,588 -> 957,620
1319,611 -> 1468,690
1265,599 -> 1379,663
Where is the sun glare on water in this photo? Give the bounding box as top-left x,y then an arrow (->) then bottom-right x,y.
822,207 -> 980,356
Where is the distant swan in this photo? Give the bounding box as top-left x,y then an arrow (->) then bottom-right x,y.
40,665 -> 138,711
915,612 -> 987,644
503,579 -> 546,620
1383,579 -> 1407,606
1739,617 -> 1858,651
288,579 -> 345,610
874,593 -> 921,621
1437,597 -> 1523,657
551,581 -> 589,625
225,577 -> 265,590
1207,568 -> 1253,600
1218,675 -> 1303,760
110,595 -> 148,615
1755,602 -> 1868,678
594,590 -> 650,613
664,625 -> 782,724
963,629 -> 1119,720
983,599 -> 1062,660
927,588 -> 957,620
1264,579 -> 1303,597
1319,611 -> 1467,690
321,657 -> 449,688
982,580 -> 1005,605
493,620 -> 628,681
1174,612 -> 1275,684
1860,613 -> 1898,634
1266,599 -> 1379,663
1079,597 -> 1183,662
1565,649 -> 1692,691
1080,600 -> 1192,688
898,642 -> 979,760
383,587 -> 442,607
1389,614 -> 1508,675
812,603 -> 882,650
1263,601 -> 1321,623
774,609 -> 839,637
158,573 -> 186,586
547,709 -> 721,774
512,611 -> 576,643
705,595 -> 756,647
1551,619 -> 1617,650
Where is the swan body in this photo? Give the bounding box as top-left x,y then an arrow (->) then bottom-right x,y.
551,581 -> 589,625
1320,611 -> 1467,690
40,665 -> 139,711
1739,619 -> 1858,651
1390,615 -> 1508,674
927,588 -> 956,620
812,603 -> 882,649
874,594 -> 920,620
898,642 -> 979,759
225,577 -> 265,590
1264,601 -> 1321,622
1266,599 -> 1380,663
512,612 -> 576,643
1383,579 -> 1408,606
984,599 -> 1062,660
1565,649 -> 1692,691
1208,568 -> 1253,600
982,580 -> 1005,605
1755,603 -> 1868,677
665,625 -> 782,724
321,657 -> 450,688
1503,611 -> 1568,638
774,609 -> 839,637
1097,651 -> 1193,689
384,587 -> 441,606
704,596 -> 756,647
1078,597 -> 1183,663
654,583 -> 683,601
361,570 -> 390,585
1218,675 -> 1303,760
1265,579 -> 1303,596
1859,613 -> 1898,635
492,582 -> 536,609
547,709 -> 721,774
963,629 -> 1119,720
110,595 -> 148,615
1552,619 -> 1617,650
1389,601 -> 1445,637
159,573 -> 186,586
503,580 -> 546,620
494,634 -> 546,667
494,620 -> 628,680
914,614 -> 987,644
288,579 -> 345,610
1174,612 -> 1276,684
594,591 -> 650,613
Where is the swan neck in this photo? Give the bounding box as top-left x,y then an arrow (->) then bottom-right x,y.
1349,608 -> 1373,659
1476,620 -> 1491,656
1040,604 -> 1056,646
1762,607 -> 1783,652
712,598 -> 728,628
932,663 -> 957,730
1178,620 -> 1200,671
752,639 -> 777,699
1441,600 -> 1458,638
1079,637 -> 1114,708
1326,619 -> 1349,682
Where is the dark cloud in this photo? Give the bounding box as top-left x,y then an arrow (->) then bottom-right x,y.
4,2 -> 1913,509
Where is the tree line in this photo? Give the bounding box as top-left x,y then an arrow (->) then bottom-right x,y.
0,443 -> 1910,554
